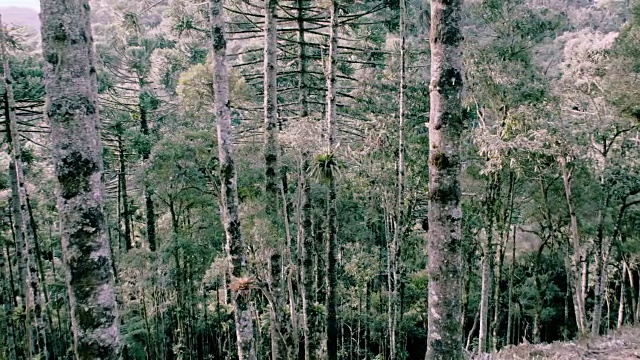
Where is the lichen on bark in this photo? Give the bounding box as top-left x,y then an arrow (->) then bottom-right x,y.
39,0 -> 120,358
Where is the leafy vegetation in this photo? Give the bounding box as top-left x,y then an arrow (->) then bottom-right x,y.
0,0 -> 639,359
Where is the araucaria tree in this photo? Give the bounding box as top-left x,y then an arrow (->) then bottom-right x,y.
40,0 -> 120,358
209,0 -> 257,358
426,0 -> 464,359
2,0 -> 640,358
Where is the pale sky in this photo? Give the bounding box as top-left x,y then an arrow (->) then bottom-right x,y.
0,0 -> 39,10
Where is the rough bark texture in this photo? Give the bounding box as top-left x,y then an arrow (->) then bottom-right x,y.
426,0 -> 464,359
326,2 -> 339,360
39,1 -> 121,358
209,0 -> 257,359
2,15 -> 48,359
264,0 -> 279,204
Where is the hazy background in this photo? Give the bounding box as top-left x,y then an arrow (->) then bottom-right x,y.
0,0 -> 39,10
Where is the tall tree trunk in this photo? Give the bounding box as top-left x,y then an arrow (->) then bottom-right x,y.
625,260 -> 636,324
479,178 -> 497,352
506,207 -> 517,346
560,158 -> 587,335
297,0 -> 308,118
0,235 -> 17,360
478,239 -> 491,353
592,185 -> 611,335
532,241 -> 547,344
263,0 -> 287,356
40,0 -> 121,358
209,0 -> 257,359
389,1 -> 406,358
4,239 -> 23,358
426,0 -> 464,358
491,239 -> 505,350
618,264 -> 626,330
492,172 -> 513,351
118,135 -> 133,251
1,17 -> 48,359
296,0 -> 315,356
27,195 -> 58,359
299,152 -> 318,360
325,2 -> 339,360
264,0 -> 280,205
139,95 -> 157,251
592,251 -> 604,334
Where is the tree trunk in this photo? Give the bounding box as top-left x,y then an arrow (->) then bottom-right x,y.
2,16 -> 48,359
560,158 -> 587,335
625,261 -> 636,324
40,0 -> 121,357
295,0 -> 314,356
592,187 -> 611,335
592,252 -> 604,335
4,240 -> 22,358
491,242 -> 504,350
465,311 -> 479,351
300,152 -> 318,360
209,0 -> 257,359
506,214 -> 517,345
479,178 -> 497,353
426,0 -> 464,358
325,1 -> 339,360
262,0 -> 287,356
533,244 -> 546,344
118,135 -> 133,251
139,91 -> 157,251
0,237 -> 17,360
493,172 -> 514,351
478,247 -> 491,352
297,0 -> 308,118
264,0 -> 280,204
618,264 -> 626,330
389,1 -> 406,358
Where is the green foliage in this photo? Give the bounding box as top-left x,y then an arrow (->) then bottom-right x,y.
312,151 -> 340,184
2,0 -> 640,359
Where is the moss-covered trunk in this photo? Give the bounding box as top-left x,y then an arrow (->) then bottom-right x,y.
40,0 -> 121,358
209,0 -> 257,358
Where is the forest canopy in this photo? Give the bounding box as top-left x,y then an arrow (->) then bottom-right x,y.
0,0 -> 639,359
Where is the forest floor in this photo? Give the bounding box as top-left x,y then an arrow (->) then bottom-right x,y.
473,326 -> 640,359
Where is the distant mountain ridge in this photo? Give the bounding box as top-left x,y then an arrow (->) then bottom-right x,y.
0,7 -> 39,29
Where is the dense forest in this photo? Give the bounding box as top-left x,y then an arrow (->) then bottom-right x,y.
0,0 -> 639,359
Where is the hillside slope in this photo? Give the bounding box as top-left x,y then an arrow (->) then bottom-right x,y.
0,7 -> 39,29
474,327 -> 640,359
